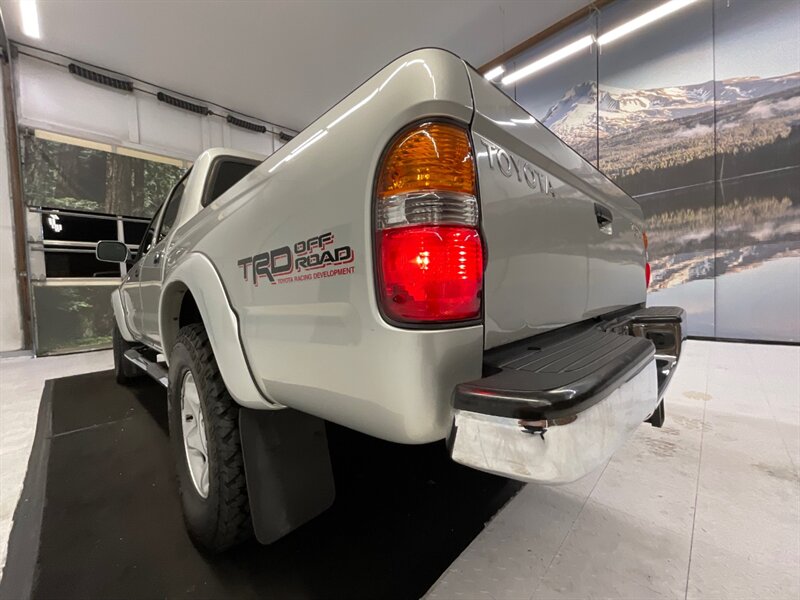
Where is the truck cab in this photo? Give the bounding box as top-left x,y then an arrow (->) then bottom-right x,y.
114,149 -> 263,350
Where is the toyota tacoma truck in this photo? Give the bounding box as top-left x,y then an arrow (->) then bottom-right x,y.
96,48 -> 685,553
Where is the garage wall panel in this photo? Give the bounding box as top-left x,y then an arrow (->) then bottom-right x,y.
203,118 -> 224,150
712,0 -> 800,342
227,124 -> 275,156
135,93 -> 205,160
16,55 -> 132,145
14,53 -> 292,162
0,65 -> 24,352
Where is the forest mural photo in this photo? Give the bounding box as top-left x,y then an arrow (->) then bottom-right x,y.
22,133 -> 185,218
20,133 -> 186,353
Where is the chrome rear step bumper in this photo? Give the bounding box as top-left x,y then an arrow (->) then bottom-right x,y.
448,306 -> 685,484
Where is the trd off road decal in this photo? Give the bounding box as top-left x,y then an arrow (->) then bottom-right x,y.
237,232 -> 355,286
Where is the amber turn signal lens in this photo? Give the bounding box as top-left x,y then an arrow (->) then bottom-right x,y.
377,122 -> 475,199
642,231 -> 649,250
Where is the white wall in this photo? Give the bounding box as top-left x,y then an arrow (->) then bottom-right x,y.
0,62 -> 24,352
0,50 -> 292,352
14,53 -> 288,160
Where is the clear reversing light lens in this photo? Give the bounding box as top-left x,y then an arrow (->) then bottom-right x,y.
376,191 -> 478,230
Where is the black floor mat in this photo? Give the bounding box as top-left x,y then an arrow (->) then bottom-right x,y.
5,370 -> 523,600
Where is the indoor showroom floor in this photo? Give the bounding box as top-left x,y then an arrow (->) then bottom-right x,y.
0,340 -> 798,599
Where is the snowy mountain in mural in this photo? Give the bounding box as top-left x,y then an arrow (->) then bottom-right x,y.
540,72 -> 800,176
543,72 -> 799,134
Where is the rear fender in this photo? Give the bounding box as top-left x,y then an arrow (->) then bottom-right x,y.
159,252 -> 281,410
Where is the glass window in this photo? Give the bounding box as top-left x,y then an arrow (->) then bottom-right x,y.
157,178 -> 187,243
138,206 -> 162,258
203,160 -> 258,206
123,220 -> 149,247
41,212 -> 117,242
32,283 -> 116,355
44,250 -> 120,278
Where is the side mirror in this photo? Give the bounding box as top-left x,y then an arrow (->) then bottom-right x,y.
96,240 -> 131,263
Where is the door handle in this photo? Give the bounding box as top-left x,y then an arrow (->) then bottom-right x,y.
594,202 -> 613,235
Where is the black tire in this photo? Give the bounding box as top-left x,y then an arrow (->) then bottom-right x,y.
168,323 -> 252,552
113,325 -> 141,385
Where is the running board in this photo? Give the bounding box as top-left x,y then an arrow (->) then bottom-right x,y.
123,349 -> 169,387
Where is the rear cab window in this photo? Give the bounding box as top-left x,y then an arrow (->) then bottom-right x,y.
202,158 -> 260,207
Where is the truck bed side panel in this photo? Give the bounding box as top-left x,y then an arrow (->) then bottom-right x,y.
166,50 -> 482,444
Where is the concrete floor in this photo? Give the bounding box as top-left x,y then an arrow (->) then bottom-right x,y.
0,341 -> 798,598
427,341 -> 800,599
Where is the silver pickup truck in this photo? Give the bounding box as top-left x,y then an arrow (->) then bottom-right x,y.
96,48 -> 685,553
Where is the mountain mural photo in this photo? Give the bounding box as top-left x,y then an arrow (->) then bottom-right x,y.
510,0 -> 799,341
539,71 -> 799,328
541,72 -> 800,189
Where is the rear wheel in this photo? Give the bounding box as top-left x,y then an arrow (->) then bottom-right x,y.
168,323 -> 252,552
113,325 -> 141,385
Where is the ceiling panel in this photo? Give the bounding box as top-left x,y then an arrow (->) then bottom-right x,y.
0,0 -> 585,131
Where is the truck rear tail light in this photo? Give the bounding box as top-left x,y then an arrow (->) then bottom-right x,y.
375,122 -> 483,324
643,231 -> 651,288
378,226 -> 483,321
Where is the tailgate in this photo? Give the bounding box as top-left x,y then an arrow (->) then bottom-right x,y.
465,66 -> 647,349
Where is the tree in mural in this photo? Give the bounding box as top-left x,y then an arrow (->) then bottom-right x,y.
22,134 -> 185,218
105,154 -> 133,215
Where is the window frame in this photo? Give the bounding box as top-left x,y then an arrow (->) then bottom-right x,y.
135,202 -> 165,262
137,168 -> 192,258
200,156 -> 261,208
155,176 -> 188,244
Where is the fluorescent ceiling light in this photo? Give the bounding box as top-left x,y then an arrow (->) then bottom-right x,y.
597,0 -> 699,46
483,65 -> 505,81
20,0 -> 41,39
502,35 -> 593,86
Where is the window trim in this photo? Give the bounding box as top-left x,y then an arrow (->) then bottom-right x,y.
147,168 -> 192,250
135,202 -> 164,262
32,128 -> 192,168
200,155 -> 261,208
155,177 -> 188,244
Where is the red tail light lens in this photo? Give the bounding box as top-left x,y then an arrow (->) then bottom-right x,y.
643,232 -> 651,288
378,226 -> 483,322
645,262 -> 651,288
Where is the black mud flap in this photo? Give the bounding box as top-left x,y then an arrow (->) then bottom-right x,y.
646,399 -> 666,428
239,408 -> 335,545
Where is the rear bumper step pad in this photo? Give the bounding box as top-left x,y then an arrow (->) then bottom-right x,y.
454,324 -> 655,422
